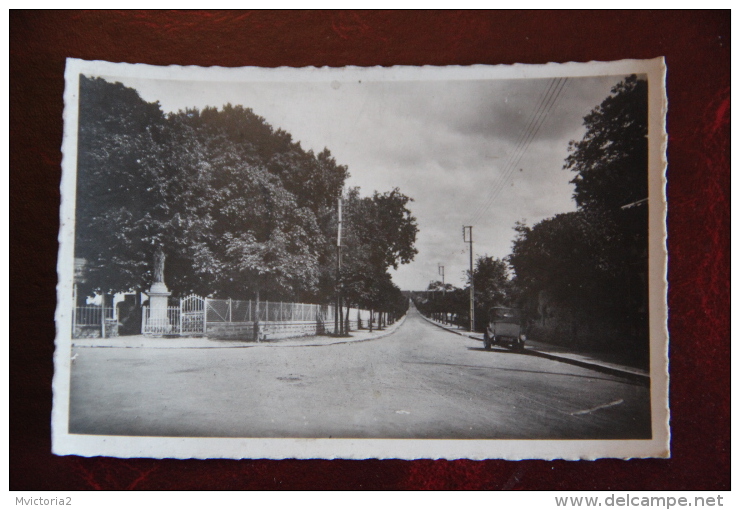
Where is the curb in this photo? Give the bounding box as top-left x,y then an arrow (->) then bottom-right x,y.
270,313 -> 408,348
420,314 -> 649,386
72,314 -> 408,350
522,348 -> 650,386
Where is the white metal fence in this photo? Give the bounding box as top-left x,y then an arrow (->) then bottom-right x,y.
73,297 -> 380,338
141,294 -> 206,336
73,306 -> 116,326
72,306 -> 117,338
141,306 -> 181,335
206,299 -> 327,323
139,295 -> 374,337
205,299 -> 373,325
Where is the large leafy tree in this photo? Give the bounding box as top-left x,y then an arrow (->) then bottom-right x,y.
75,75 -> 173,295
364,188 -> 419,271
169,105 -> 348,301
471,256 -> 512,308
163,109 -> 329,301
508,75 -> 649,351
75,76 -> 414,311
564,74 -> 649,336
336,187 -> 418,324
468,256 -> 513,330
564,74 -> 649,269
565,74 -> 648,215
75,78 -> 347,300
508,213 -> 615,316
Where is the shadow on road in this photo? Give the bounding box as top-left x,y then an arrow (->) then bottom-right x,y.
404,359 -> 642,385
467,346 -> 515,353
467,346 -> 537,356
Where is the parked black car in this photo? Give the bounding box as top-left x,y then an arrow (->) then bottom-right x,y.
483,307 -> 525,351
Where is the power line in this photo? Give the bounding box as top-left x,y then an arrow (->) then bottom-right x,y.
471,77 -> 568,225
466,78 -> 559,223
469,77 -> 569,226
434,80 -> 563,279
476,77 -> 569,224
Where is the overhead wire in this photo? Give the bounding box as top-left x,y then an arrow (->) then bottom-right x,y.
469,77 -> 569,226
474,77 -> 569,225
466,78 -> 559,223
470,77 -> 568,225
434,80 -> 561,284
434,77 -> 569,286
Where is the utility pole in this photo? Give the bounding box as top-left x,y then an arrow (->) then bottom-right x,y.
336,197 -> 342,335
438,264 -> 445,323
463,225 -> 474,332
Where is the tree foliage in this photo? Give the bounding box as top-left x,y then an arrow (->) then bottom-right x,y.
470,256 -> 512,310
565,74 -> 648,215
508,75 -> 649,353
509,213 -> 617,316
410,282 -> 467,328
161,108 -> 336,300
75,76 -> 172,295
413,256 -> 513,331
337,187 -> 418,318
74,76 -> 414,309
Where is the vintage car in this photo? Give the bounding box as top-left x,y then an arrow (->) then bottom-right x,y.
483,307 -> 525,351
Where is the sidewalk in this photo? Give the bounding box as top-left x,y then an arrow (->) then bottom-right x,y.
421,315 -> 649,385
71,314 -> 407,350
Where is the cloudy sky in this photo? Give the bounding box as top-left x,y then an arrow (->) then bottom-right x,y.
103,70 -> 628,290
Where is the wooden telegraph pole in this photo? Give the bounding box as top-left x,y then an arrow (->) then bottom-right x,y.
336,197 -> 342,335
438,264 -> 445,322
463,226 -> 474,332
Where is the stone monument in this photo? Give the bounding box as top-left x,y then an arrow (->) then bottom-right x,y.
146,247 -> 171,333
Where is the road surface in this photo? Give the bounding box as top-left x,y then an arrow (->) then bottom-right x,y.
69,305 -> 651,439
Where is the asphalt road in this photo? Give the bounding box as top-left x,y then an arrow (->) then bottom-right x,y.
68,305 -> 651,439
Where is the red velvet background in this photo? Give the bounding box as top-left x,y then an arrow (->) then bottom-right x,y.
10,11 -> 730,490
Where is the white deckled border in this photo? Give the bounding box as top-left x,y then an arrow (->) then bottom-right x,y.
53,57 -> 669,460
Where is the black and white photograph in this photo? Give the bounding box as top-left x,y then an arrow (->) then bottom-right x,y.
53,58 -> 668,460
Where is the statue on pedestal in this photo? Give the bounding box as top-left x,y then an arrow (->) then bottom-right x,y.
153,246 -> 165,284
145,245 -> 171,335
149,246 -> 169,295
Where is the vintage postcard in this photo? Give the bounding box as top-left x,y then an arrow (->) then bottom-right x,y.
53,57 -> 668,459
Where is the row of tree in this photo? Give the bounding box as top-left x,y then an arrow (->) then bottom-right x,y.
75,76 -> 416,322
415,75 -> 649,363
413,255 -> 512,332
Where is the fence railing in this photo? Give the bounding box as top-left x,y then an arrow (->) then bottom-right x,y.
72,306 -> 118,338
80,296 -> 378,338
73,306 -> 116,326
142,306 -> 181,335
204,299 -> 372,325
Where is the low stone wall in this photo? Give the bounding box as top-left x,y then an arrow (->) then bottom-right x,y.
73,321 -> 119,339
206,320 -> 365,341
